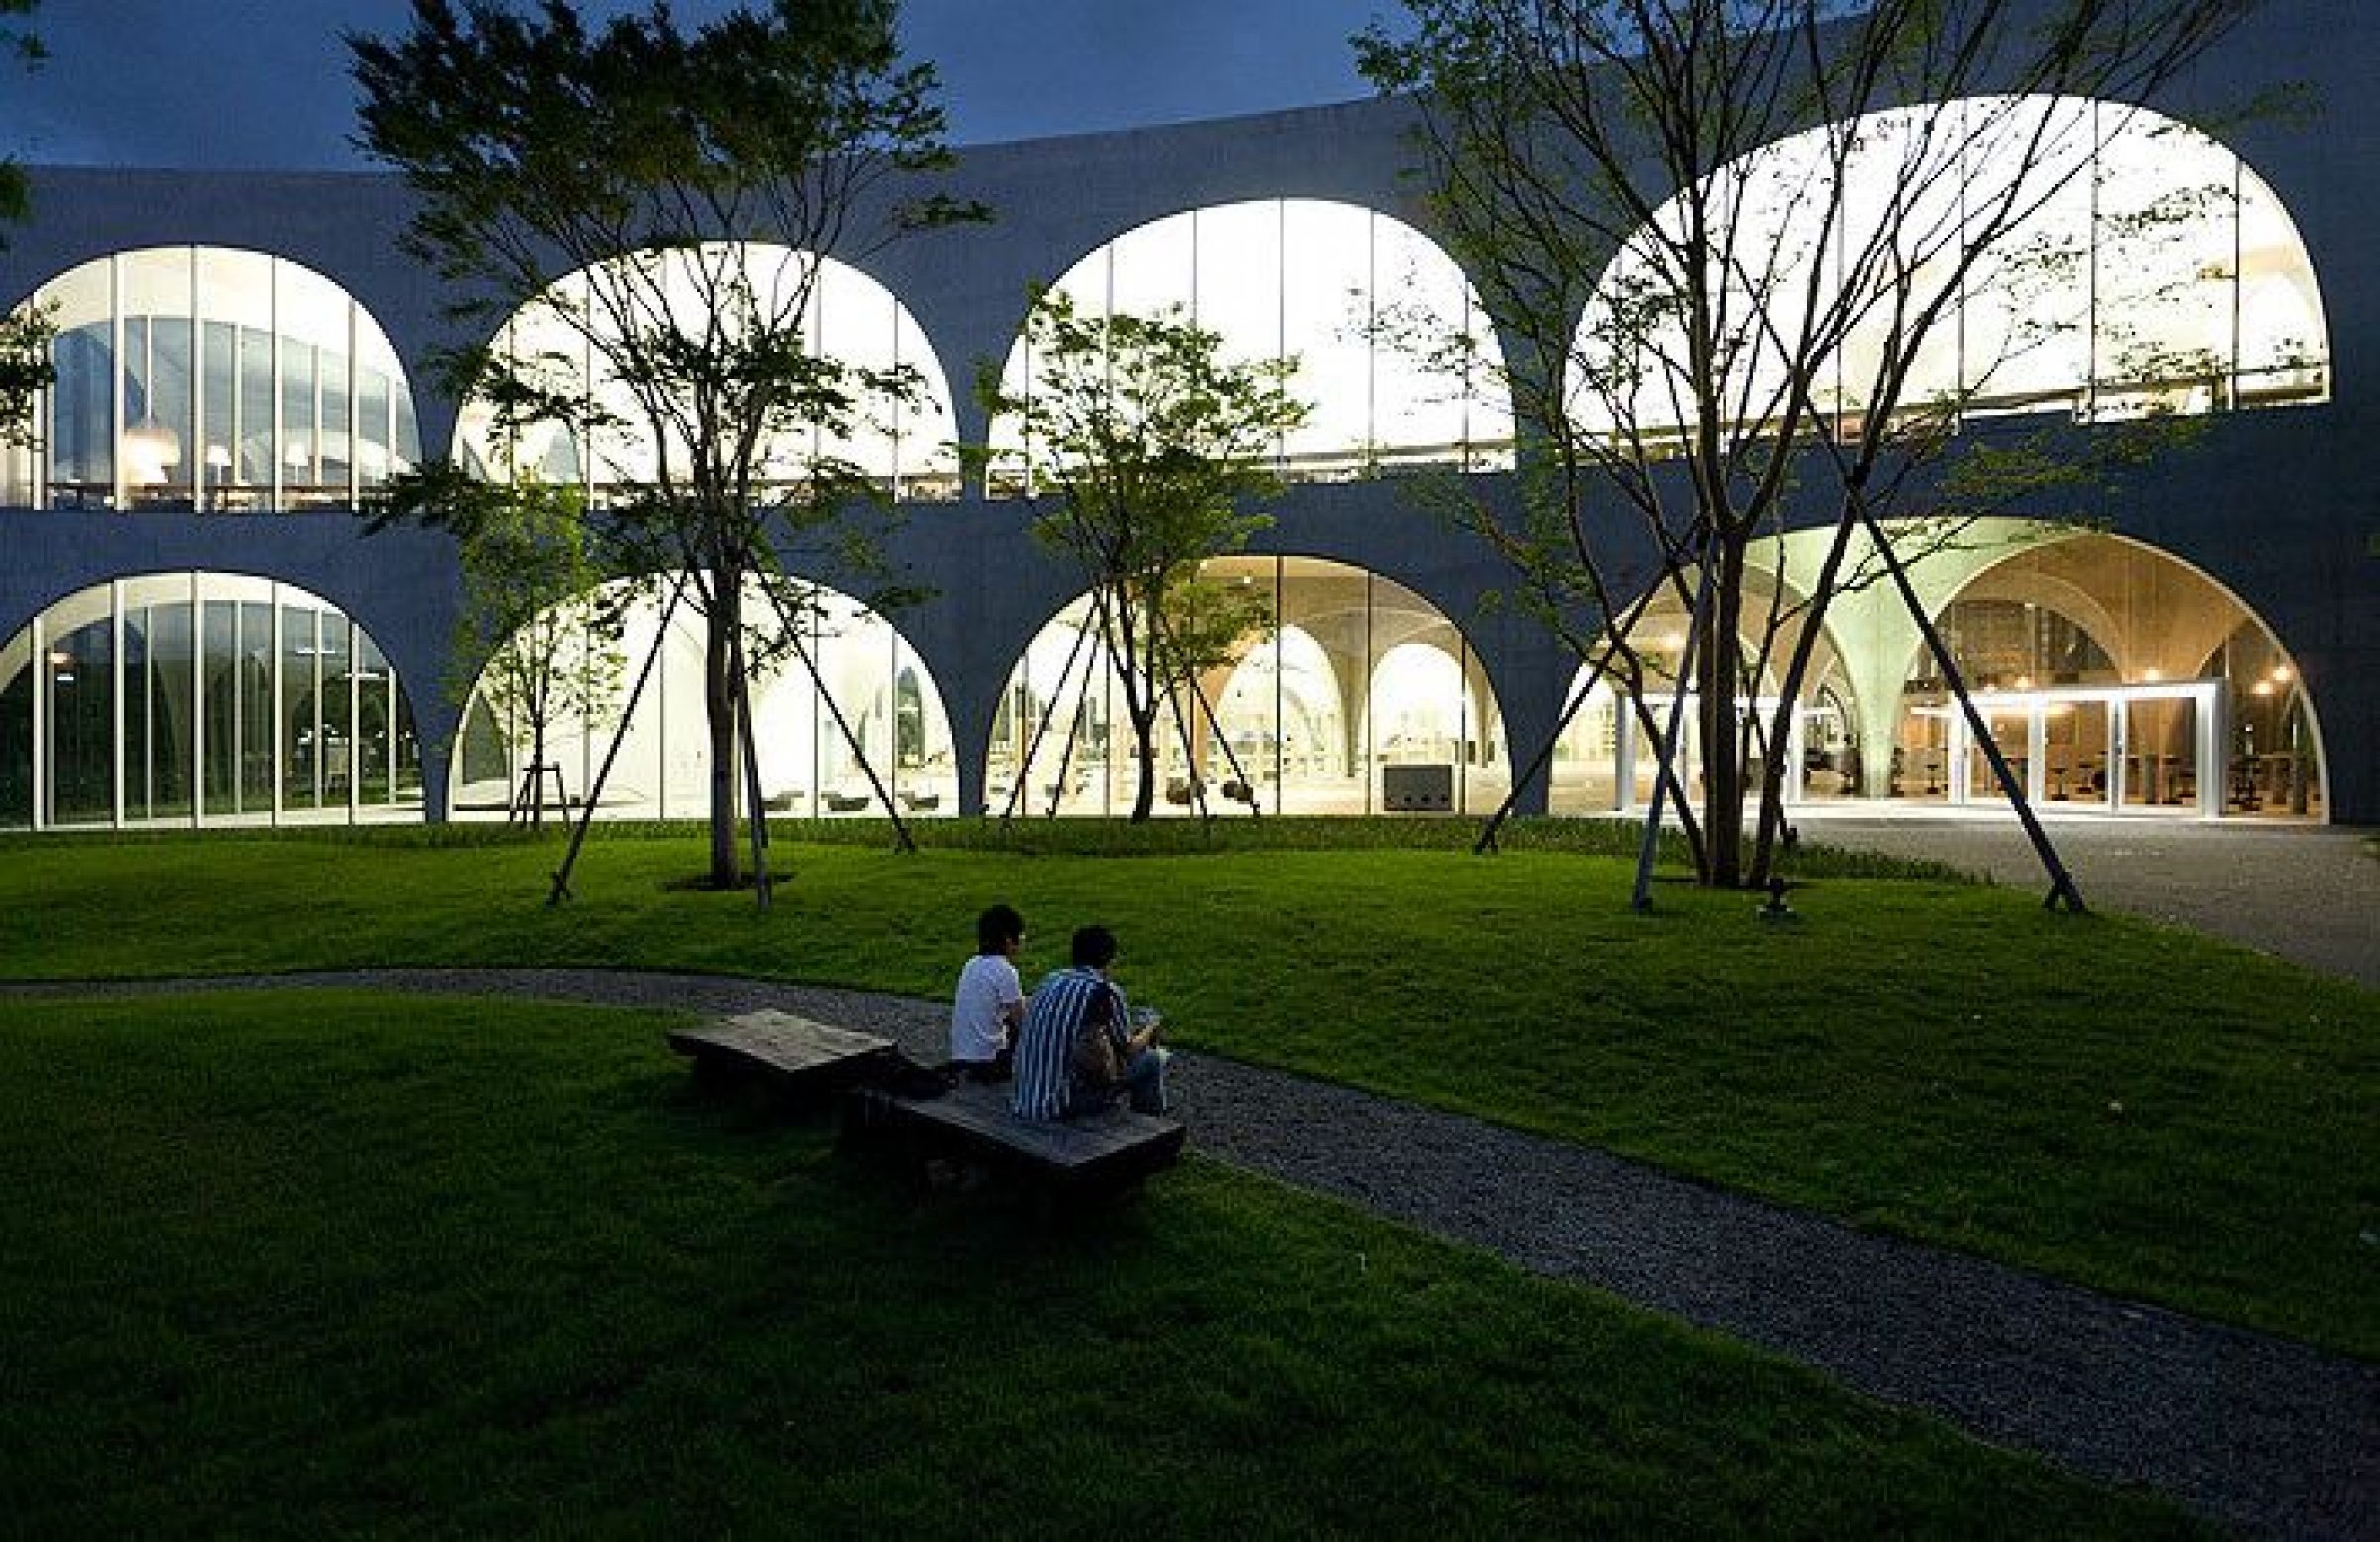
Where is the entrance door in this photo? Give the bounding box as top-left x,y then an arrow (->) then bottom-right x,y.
1962,703 -> 2034,804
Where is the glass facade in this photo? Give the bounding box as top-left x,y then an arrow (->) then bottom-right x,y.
454,245 -> 960,502
451,575 -> 955,820
988,200 -> 1514,489
1891,535 -> 2324,818
2,248 -> 420,511
1545,531 -> 2326,821
989,555 -> 1509,817
0,574 -> 421,829
1571,97 -> 2329,441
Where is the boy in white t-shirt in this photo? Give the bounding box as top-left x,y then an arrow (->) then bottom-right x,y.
949,904 -> 1027,1082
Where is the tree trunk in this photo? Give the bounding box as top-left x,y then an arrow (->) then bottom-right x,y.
704,566 -> 742,889
1748,509 -> 1861,888
1701,537 -> 1749,887
530,717 -> 548,831
1129,702 -> 1158,822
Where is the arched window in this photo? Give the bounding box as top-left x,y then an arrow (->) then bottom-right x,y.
3,248 -> 420,511
989,200 -> 1513,487
451,574 -> 956,819
989,554 -> 1509,816
1571,97 -> 2328,441
0,573 -> 420,829
1892,533 -> 2326,818
455,245 -> 959,502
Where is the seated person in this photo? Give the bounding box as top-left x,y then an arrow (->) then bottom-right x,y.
948,904 -> 1026,1082
1012,924 -> 1169,1120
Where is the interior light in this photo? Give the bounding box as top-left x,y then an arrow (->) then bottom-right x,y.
124,418 -> 183,467
2014,675 -> 2033,690
2251,680 -> 2275,697
2270,665 -> 2293,683
2140,667 -> 2163,682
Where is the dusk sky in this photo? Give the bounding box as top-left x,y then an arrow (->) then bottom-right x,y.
5,1 -> 1402,170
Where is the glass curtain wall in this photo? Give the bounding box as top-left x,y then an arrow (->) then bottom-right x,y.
1543,533 -> 2324,821
1894,535 -> 2325,818
449,575 -> 955,821
1571,97 -> 2329,442
988,556 -> 1509,817
986,200 -> 1514,491
453,246 -> 960,503
0,574 -> 420,830
3,248 -> 420,511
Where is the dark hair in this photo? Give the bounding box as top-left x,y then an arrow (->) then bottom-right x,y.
1070,924 -> 1118,968
976,904 -> 1024,953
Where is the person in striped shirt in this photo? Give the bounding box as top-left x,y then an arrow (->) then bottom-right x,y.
1012,924 -> 1170,1121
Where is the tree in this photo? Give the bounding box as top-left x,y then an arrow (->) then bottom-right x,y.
1360,0 -> 2264,892
0,303 -> 47,452
976,288 -> 1307,821
351,0 -> 978,889
440,473 -> 622,829
0,0 -> 51,445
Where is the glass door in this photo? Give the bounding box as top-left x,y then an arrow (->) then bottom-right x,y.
2042,698 -> 2111,809
1963,702 -> 2034,804
2120,695 -> 2196,812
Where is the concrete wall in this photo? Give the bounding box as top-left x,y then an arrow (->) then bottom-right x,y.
2,0 -> 2370,821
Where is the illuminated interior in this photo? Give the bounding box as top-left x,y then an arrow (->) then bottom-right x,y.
450,574 -> 956,820
1571,97 -> 2329,442
987,200 -> 1514,488
3,247 -> 420,511
988,554 -> 1510,817
455,245 -> 960,502
1546,527 -> 2326,821
0,573 -> 420,829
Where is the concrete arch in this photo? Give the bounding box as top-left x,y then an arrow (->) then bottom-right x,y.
1571,95 -> 2331,441
0,566 -> 428,829
7,244 -> 425,514
984,552 -> 1512,817
445,570 -> 960,822
1902,528 -> 2330,816
455,244 -> 961,501
985,197 -> 1514,489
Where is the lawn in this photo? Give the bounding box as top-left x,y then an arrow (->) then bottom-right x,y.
0,822 -> 2372,1359
0,990 -> 2207,1538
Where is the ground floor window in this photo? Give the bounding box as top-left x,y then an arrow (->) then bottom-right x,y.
449,575 -> 956,821
988,554 -> 1510,817
1546,529 -> 2326,822
0,573 -> 420,830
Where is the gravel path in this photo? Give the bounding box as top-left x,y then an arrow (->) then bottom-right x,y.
6,965 -> 2371,1539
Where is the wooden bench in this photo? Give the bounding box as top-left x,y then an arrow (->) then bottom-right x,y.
667,1010 -> 904,1105
844,1080 -> 1187,1204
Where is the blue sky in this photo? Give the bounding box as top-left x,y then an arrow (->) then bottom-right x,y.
7,0 -> 1400,169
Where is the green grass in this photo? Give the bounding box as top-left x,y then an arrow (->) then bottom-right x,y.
0,991 -> 2207,1538
0,824 -> 2372,1359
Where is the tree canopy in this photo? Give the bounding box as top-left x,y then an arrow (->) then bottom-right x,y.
352,0 -> 978,889
977,288 -> 1308,821
0,0 -> 51,446
1360,0 -> 2266,891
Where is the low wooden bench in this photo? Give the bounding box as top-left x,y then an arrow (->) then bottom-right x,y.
844,1081 -> 1187,1204
668,1010 -> 903,1105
